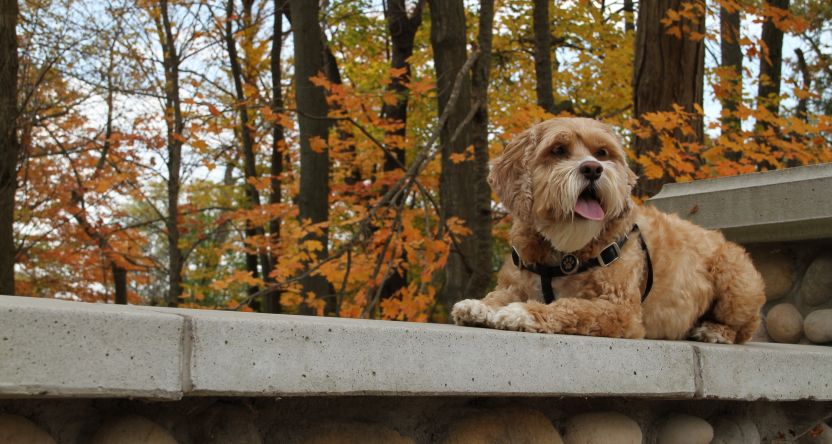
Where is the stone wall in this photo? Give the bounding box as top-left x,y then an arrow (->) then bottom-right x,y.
749,241 -> 832,345
2,397 -> 831,443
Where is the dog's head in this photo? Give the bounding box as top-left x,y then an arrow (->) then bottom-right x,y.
489,118 -> 637,252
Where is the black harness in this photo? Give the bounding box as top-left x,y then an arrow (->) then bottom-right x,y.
511,224 -> 653,304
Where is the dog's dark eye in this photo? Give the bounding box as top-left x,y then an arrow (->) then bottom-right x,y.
551,145 -> 566,156
596,148 -> 609,158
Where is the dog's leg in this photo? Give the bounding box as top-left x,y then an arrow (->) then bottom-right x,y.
452,289 -> 525,327
703,242 -> 766,344
492,298 -> 646,339
688,321 -> 737,344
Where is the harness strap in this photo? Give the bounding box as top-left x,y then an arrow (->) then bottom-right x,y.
637,228 -> 653,302
511,224 -> 653,304
540,270 -> 556,304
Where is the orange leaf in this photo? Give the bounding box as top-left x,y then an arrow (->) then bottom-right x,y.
309,136 -> 328,153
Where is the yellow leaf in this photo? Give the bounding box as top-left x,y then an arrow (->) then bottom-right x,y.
210,270 -> 263,291
303,239 -> 324,253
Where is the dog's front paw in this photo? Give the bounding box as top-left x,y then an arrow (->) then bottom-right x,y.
493,302 -> 540,332
452,299 -> 494,326
688,322 -> 735,344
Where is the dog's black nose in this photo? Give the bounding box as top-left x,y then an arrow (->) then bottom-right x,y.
579,160 -> 604,181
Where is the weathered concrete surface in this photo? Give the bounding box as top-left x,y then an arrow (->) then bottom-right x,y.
173,308 -> 694,397
0,296 -> 184,399
648,163 -> 832,243
694,342 -> 832,400
2,296 -> 832,401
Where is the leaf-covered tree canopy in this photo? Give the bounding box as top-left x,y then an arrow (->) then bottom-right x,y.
5,0 -> 830,320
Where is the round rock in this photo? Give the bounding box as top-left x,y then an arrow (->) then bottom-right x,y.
656,414 -> 713,444
766,303 -> 804,343
91,415 -> 177,444
563,412 -> 640,444
753,250 -> 797,301
801,255 -> 832,306
711,416 -> 760,444
804,309 -> 832,344
0,414 -> 56,444
443,407 -> 562,444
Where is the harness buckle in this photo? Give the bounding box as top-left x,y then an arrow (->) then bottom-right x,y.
597,242 -> 621,267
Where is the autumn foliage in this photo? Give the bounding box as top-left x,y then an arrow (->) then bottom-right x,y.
7,0 -> 831,321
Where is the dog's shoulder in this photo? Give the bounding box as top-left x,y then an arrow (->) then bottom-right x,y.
636,204 -> 727,255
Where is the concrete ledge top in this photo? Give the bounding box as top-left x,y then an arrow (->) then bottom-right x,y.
2,296 -> 831,401
648,163 -> 832,243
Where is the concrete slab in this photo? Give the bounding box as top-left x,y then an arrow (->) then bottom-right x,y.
694,342 -> 832,401
3,296 -> 831,401
648,163 -> 832,243
165,308 -> 697,397
0,296 -> 184,399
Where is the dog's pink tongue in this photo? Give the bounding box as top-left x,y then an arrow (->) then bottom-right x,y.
575,198 -> 604,220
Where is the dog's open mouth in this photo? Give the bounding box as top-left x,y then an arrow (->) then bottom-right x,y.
574,186 -> 605,221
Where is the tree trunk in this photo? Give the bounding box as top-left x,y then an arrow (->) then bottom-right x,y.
719,3 -> 742,133
283,5 -> 357,196
757,0 -> 789,119
624,0 -> 635,32
266,0 -> 288,314
236,0 -> 262,304
795,48 -> 810,122
632,0 -> 705,196
533,0 -> 555,114
428,0 -> 480,312
532,0 -> 571,115
290,0 -> 331,313
112,264 -> 127,304
319,20 -> 362,189
224,0 -> 278,310
467,0 -> 495,300
69,53 -> 129,305
381,0 -> 423,173
69,189 -> 129,305
378,0 -> 424,301
159,0 -> 184,307
0,0 -> 18,295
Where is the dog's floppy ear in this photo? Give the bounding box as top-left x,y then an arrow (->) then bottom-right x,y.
627,168 -> 638,189
488,127 -> 535,219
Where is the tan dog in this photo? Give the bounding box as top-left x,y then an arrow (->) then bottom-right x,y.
452,118 -> 764,343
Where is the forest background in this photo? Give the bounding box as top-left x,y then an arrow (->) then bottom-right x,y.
0,0 -> 829,321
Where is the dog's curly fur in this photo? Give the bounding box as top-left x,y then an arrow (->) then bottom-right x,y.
452,118 -> 765,343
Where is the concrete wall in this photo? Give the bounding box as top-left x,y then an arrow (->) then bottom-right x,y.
2,296 -> 832,443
